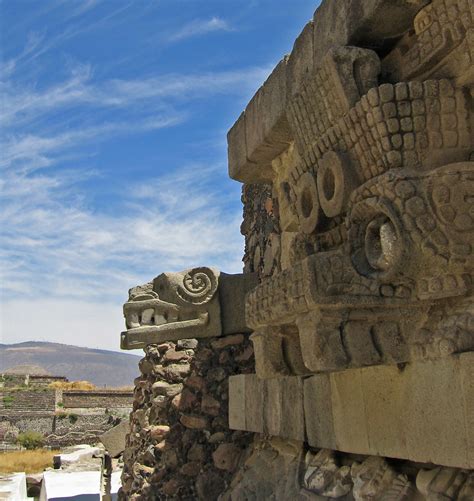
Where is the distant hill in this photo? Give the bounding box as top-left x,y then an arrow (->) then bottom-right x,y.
0,341 -> 142,387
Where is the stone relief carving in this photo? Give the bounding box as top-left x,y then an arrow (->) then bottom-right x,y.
120,1 -> 473,498
239,14 -> 473,378
382,0 -> 473,86
303,449 -> 352,498
121,268 -> 256,350
416,467 -> 474,500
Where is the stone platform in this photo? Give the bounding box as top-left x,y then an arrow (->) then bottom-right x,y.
229,352 -> 474,469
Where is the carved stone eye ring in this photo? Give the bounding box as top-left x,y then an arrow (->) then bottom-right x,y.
295,171 -> 320,234
349,197 -> 405,279
317,151 -> 355,218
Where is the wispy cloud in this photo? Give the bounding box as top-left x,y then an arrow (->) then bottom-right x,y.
0,3 -> 270,351
0,162 -> 243,303
0,56 -> 259,310
169,16 -> 231,42
1,115 -> 185,173
1,64 -> 270,128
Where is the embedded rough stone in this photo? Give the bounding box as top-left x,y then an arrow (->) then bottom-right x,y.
151,381 -> 183,398
171,389 -> 197,411
100,420 -> 129,458
149,425 -> 170,441
211,334 -> 244,350
185,375 -> 206,392
212,443 -> 241,471
180,415 -> 209,430
201,394 -> 221,416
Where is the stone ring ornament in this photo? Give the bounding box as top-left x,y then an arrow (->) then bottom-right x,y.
295,171 -> 320,234
177,267 -> 218,305
349,197 -> 405,280
317,151 -> 355,218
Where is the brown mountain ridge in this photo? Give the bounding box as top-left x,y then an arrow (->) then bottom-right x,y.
0,341 -> 141,387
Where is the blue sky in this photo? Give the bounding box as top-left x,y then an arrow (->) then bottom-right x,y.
0,0 -> 319,351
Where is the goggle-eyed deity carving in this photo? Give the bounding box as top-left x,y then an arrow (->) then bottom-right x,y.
241,6 -> 474,378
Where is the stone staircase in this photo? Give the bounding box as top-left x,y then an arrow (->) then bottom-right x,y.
0,390 -> 56,415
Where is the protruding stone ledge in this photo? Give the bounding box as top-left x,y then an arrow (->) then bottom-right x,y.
229,352 -> 474,469
227,0 -> 429,185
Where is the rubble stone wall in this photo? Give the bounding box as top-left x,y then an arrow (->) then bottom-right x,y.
62,390 -> 133,409
119,337 -> 255,500
0,390 -> 56,415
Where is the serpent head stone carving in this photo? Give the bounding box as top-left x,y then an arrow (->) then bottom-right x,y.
121,267 -> 257,350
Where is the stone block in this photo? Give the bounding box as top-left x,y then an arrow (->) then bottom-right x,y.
310,355 -> 474,468
312,0 -> 429,64
219,272 -> 258,335
228,375 -> 246,431
244,374 -> 264,433
361,364 -> 408,459
286,21 -> 314,98
100,420 -> 129,458
227,111 -> 249,183
229,356 -> 474,468
250,329 -> 289,379
241,60 -> 292,184
400,357 -> 468,468
304,374 -> 336,450
280,376 -> 305,441
263,378 -> 283,436
330,368 -> 370,455
227,60 -> 293,185
461,352 -> 474,467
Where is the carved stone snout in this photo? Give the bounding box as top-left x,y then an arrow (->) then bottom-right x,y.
121,267 -> 257,350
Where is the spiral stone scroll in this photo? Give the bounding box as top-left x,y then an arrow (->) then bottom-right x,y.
177,267 -> 218,305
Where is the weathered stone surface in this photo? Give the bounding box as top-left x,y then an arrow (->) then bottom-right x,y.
330,368 -> 370,455
242,374 -> 264,434
303,375 -> 336,451
122,0 -> 474,498
100,420 -> 129,458
121,269 -> 257,349
230,354 -> 474,468
227,0 -> 432,185
201,394 -> 221,416
212,443 -> 241,471
229,60 -> 291,184
180,414 -> 209,430
228,375 -> 246,431
151,381 -> 183,398
120,335 -> 255,500
211,334 -> 244,350
279,377 -> 305,442
148,425 -> 170,440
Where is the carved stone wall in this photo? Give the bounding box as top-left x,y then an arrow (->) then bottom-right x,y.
119,337 -> 255,500
226,0 -> 474,499
121,0 -> 473,499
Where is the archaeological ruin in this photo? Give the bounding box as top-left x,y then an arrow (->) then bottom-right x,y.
0,368 -> 133,450
119,0 -> 474,499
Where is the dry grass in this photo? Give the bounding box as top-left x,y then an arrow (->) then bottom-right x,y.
0,449 -> 57,473
48,380 -> 96,390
